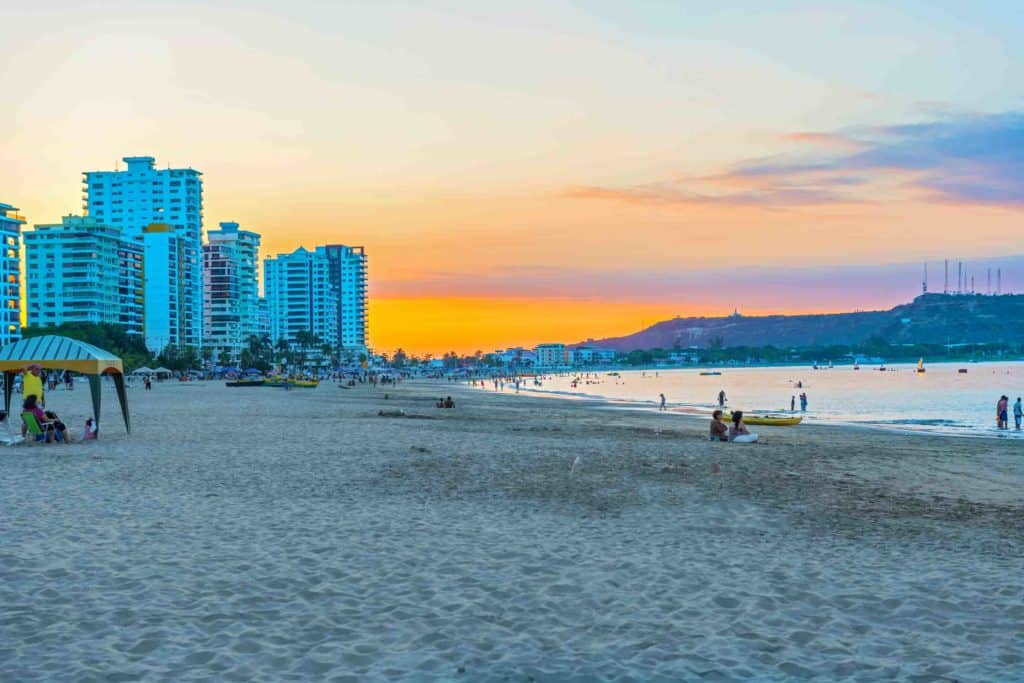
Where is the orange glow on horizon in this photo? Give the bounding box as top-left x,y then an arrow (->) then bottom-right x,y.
369,297 -> 687,356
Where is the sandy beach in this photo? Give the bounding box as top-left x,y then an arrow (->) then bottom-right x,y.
2,378 -> 1023,681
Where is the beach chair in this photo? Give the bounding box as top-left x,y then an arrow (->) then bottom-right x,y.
21,411 -> 50,443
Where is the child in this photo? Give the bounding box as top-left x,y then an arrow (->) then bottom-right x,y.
82,418 -> 97,441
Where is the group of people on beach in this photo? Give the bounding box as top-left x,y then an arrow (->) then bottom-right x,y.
17,364 -> 94,444
709,409 -> 757,443
996,395 -> 1023,430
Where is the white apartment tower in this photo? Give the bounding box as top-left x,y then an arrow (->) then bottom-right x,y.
25,216 -> 144,333
263,244 -> 368,353
84,156 -> 203,351
202,222 -> 261,364
264,247 -> 339,349
0,203 -> 23,345
324,245 -> 368,350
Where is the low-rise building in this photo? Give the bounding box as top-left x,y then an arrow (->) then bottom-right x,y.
570,345 -> 617,366
534,343 -> 568,368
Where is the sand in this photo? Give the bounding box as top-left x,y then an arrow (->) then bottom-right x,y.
1,379 -> 1023,681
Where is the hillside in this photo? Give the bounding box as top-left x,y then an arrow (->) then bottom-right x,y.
584,294 -> 1024,351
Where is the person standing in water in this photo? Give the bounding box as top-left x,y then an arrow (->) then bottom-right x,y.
718,390 -> 726,408
800,393 -> 808,411
1014,397 -> 1022,430
659,393 -> 666,411
790,395 -> 796,412
997,395 -> 1009,430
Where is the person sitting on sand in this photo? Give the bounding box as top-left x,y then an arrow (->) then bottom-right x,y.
82,418 -> 97,441
44,409 -> 69,443
709,410 -> 729,441
22,394 -> 63,443
729,411 -> 758,443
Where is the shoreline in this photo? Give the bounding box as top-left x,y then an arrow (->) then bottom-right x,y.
460,380 -> 1024,443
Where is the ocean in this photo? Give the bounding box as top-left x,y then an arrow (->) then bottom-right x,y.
508,361 -> 1024,438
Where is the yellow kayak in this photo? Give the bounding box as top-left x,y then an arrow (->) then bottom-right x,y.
727,413 -> 802,426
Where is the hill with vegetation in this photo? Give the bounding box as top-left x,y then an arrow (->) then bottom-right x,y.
586,294 -> 1024,351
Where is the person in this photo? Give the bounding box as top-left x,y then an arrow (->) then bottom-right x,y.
22,364 -> 44,407
718,390 -> 726,408
997,395 -> 1009,430
143,374 -> 152,390
1014,397 -> 1022,431
443,396 -> 455,409
790,395 -> 796,412
21,365 -> 44,438
82,418 -> 97,441
729,410 -> 759,443
800,393 -> 808,412
709,410 -> 729,441
659,393 -> 666,411
44,409 -> 69,443
22,394 -> 63,443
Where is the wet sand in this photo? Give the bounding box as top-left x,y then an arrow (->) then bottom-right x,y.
2,379 -> 1022,681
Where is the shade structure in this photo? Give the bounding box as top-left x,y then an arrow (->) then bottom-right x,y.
132,366 -> 155,375
153,367 -> 173,376
0,335 -> 130,436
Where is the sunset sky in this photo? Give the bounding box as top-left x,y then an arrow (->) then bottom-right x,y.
3,1 -> 1023,354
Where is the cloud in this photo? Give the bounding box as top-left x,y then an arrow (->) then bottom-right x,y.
568,110 -> 1024,209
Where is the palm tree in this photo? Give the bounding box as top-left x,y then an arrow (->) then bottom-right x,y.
275,338 -> 290,366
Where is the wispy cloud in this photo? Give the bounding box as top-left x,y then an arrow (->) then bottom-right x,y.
567,111 -> 1024,209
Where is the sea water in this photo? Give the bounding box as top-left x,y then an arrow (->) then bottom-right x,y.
512,362 -> 1024,438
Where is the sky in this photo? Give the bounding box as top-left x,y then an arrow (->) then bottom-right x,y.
2,1 -> 1023,354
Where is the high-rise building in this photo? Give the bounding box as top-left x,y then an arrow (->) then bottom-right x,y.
84,156 -> 203,350
25,216 -> 143,333
256,297 -> 271,341
141,224 -> 186,352
263,247 -> 339,349
0,203 -> 23,346
324,245 -> 368,351
202,222 -> 260,364
263,244 -> 368,354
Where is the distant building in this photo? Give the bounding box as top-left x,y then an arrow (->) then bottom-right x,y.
570,345 -> 616,366
256,297 -> 271,341
140,224 -> 187,352
323,245 -> 368,352
84,156 -> 203,350
263,244 -> 367,353
493,347 -> 536,367
202,222 -> 260,364
264,247 -> 339,349
534,343 -> 568,368
25,216 -> 143,334
0,203 -> 24,345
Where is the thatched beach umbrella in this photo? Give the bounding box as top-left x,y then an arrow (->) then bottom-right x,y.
0,335 -> 130,436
